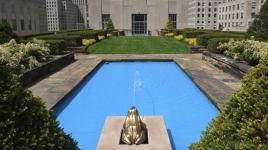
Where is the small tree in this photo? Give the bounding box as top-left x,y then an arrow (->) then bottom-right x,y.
190,54 -> 268,149
165,20 -> 174,32
0,20 -> 17,44
248,0 -> 268,41
0,62 -> 78,149
106,19 -> 115,30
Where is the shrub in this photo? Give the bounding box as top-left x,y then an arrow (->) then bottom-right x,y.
184,38 -> 197,46
165,20 -> 174,32
98,35 -> 105,41
165,32 -> 174,37
197,33 -> 244,46
207,38 -> 231,53
0,20 -> 17,44
218,40 -> 268,65
0,39 -> 50,70
106,19 -> 115,30
82,39 -> 96,47
174,35 -> 184,40
47,40 -> 67,55
190,53 -> 268,150
182,31 -> 207,38
0,62 -> 78,149
248,0 -> 268,41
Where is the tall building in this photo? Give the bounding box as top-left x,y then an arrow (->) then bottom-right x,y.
71,0 -> 90,29
217,0 -> 265,32
0,0 -> 47,35
87,0 -> 189,35
46,0 -> 79,31
187,0 -> 223,29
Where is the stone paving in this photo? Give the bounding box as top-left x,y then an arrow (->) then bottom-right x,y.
29,53 -> 241,111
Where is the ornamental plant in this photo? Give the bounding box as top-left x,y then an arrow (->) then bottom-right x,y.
98,35 -> 105,41
190,53 -> 268,150
106,19 -> 115,30
164,20 -> 174,32
0,39 -> 50,70
218,39 -> 268,65
184,38 -> 197,46
0,62 -> 78,149
174,35 -> 184,41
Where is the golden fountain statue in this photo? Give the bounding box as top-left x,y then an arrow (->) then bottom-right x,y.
121,106 -> 147,145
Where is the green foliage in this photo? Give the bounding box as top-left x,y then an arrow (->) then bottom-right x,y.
0,39 -> 51,70
207,38 -> 231,53
47,40 -> 67,55
190,53 -> 268,150
0,20 -> 17,44
197,33 -> 245,46
182,31 -> 208,38
218,40 -> 268,65
106,19 -> 115,30
0,62 -> 78,149
165,20 -> 174,32
248,0 -> 268,41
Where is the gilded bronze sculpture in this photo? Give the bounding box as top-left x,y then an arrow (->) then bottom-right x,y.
121,106 -> 147,145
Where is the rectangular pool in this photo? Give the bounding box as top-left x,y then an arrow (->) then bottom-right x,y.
54,61 -> 218,150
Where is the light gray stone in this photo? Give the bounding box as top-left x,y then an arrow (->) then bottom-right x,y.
97,116 -> 172,150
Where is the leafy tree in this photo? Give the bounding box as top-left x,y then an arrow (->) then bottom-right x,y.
165,20 -> 174,32
0,20 -> 17,44
106,19 -> 115,30
248,0 -> 268,41
0,62 -> 78,149
190,54 -> 268,149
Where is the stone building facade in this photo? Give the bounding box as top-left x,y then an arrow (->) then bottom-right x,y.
71,0 -> 90,29
46,0 -> 79,31
0,0 -> 47,35
187,0 -> 223,29
87,0 -> 189,35
217,0 -> 265,31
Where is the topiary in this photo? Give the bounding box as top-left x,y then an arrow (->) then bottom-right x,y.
248,0 -> 268,41
190,53 -> 268,149
165,20 -> 174,32
106,19 -> 115,30
0,62 -> 78,149
0,20 -> 17,44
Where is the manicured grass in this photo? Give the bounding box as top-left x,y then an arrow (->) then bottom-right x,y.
86,36 -> 191,54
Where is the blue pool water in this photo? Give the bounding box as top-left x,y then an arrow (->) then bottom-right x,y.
54,61 -> 218,150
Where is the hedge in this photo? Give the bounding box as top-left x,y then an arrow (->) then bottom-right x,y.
182,31 -> 208,38
190,53 -> 268,149
197,33 -> 245,46
207,38 -> 231,53
0,62 -> 78,149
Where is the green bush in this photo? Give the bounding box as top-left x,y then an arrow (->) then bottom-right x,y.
248,0 -> 268,41
190,53 -> 268,150
164,20 -> 174,32
0,62 -> 78,149
0,20 -> 17,44
197,33 -> 245,46
47,40 -> 67,55
207,38 -> 231,53
106,19 -> 115,30
182,31 -> 208,38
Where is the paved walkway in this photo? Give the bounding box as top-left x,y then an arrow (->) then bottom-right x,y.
29,54 -> 241,111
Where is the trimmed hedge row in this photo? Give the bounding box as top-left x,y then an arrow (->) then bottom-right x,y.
197,33 -> 245,46
207,38 -> 233,53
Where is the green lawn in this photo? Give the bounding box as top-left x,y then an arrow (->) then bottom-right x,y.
86,36 -> 191,54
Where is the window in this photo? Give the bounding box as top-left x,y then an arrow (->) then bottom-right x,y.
168,14 -> 177,29
12,19 -> 17,31
21,20 -> 25,31
28,20 -> 32,30
101,14 -> 110,29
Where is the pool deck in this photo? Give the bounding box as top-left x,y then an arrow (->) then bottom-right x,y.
29,54 -> 241,111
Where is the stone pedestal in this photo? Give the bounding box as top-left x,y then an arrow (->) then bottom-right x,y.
97,116 -> 172,150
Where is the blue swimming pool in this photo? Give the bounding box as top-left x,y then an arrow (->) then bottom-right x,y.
54,61 -> 218,150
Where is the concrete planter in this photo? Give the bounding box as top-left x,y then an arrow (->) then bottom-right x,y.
21,52 -> 75,87
202,51 -> 251,78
